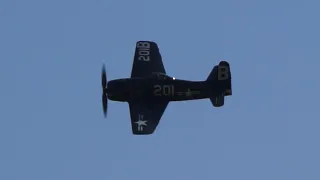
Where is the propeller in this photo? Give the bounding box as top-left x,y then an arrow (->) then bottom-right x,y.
101,64 -> 108,118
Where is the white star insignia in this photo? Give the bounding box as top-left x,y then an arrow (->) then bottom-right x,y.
185,89 -> 193,96
135,114 -> 148,131
135,119 -> 147,126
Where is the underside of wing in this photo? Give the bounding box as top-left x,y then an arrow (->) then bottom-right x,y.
128,101 -> 169,135
131,41 -> 166,78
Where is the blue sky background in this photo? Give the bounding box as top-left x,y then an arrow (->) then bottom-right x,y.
1,0 -> 320,179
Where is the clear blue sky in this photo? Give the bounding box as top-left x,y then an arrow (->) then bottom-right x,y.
1,0 -> 319,179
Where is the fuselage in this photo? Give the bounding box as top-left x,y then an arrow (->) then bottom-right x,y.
106,74 -> 225,103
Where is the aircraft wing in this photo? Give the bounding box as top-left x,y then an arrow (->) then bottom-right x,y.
131,41 -> 166,78
128,101 -> 169,135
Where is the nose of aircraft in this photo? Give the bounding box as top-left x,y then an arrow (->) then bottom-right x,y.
106,80 -> 127,98
106,81 -> 114,97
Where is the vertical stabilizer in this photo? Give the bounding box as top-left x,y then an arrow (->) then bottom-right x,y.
207,61 -> 232,107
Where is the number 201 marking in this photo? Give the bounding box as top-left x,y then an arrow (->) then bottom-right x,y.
137,42 -> 150,61
154,85 -> 174,96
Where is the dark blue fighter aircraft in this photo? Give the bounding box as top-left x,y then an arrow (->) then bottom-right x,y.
101,41 -> 232,135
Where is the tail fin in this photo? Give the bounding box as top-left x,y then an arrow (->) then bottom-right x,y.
207,61 -> 232,107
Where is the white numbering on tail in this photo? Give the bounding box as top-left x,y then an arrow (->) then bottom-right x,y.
137,42 -> 150,61
218,66 -> 229,80
154,85 -> 174,96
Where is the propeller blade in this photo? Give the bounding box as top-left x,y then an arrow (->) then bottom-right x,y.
101,65 -> 107,88
101,64 -> 108,118
102,93 -> 108,118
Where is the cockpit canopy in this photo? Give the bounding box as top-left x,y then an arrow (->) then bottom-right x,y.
151,72 -> 175,80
